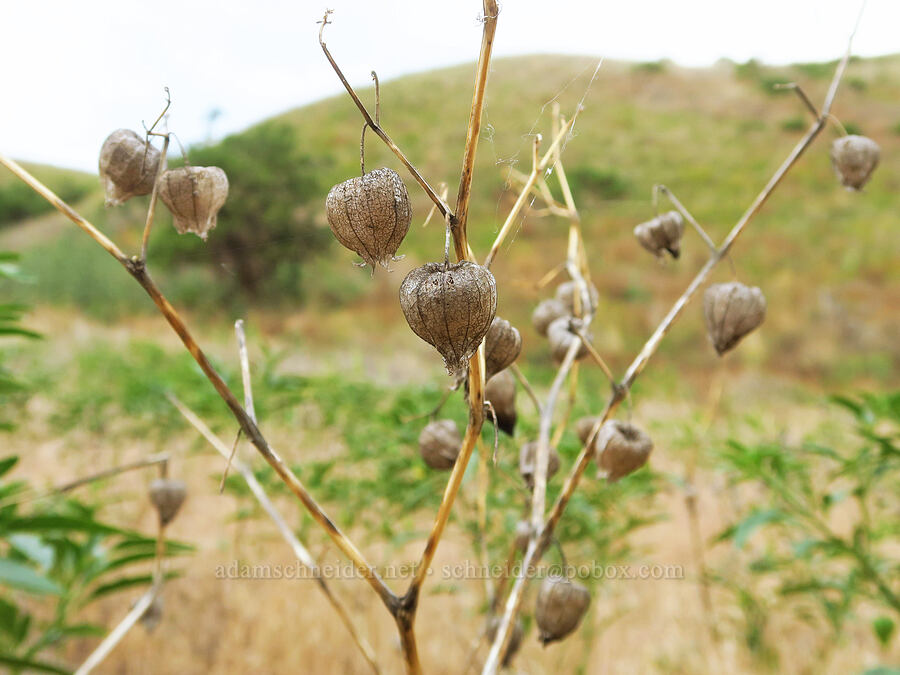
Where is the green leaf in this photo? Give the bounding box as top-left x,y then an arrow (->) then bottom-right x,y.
8,534 -> 55,568
87,572 -> 177,601
5,515 -> 127,536
0,655 -> 70,675
873,616 -> 896,647
0,559 -> 61,595
732,509 -> 784,548
0,456 -> 19,478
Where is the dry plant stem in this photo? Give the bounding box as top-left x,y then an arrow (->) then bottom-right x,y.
774,82 -> 820,119
74,586 -> 158,675
654,184 -> 717,253
510,362 -> 542,415
167,394 -> 381,675
483,48 -> 854,672
576,328 -> 616,386
420,182 -> 449,228
319,13 -> 451,221
0,156 -> 396,613
140,134 -> 170,261
550,361 -> 578,448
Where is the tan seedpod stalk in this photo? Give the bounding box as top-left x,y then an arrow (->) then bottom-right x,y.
634,210 -> 685,259
399,261 -> 497,377
546,317 -> 590,363
830,135 -> 880,190
703,282 -> 767,355
575,415 -> 602,447
485,317 -> 522,380
519,440 -> 560,489
98,129 -> 163,206
149,478 -> 187,526
487,615 -> 525,667
418,419 -> 462,470
535,575 -> 591,645
325,167 -> 412,269
158,166 -> 229,240
139,595 -> 164,633
555,280 -> 599,316
485,369 -> 517,436
531,298 -> 568,337
513,519 -> 533,553
595,420 -> 653,482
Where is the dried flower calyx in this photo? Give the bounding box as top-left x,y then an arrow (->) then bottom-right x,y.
149,478 -> 187,526
519,440 -> 560,489
325,167 -> 412,269
158,166 -> 229,240
418,419 -> 461,470
487,615 -> 525,667
547,316 -> 590,363
830,135 -> 880,191
594,420 -> 653,482
485,317 -> 522,379
99,129 -> 163,206
703,282 -> 766,356
634,210 -> 685,259
532,298 -> 568,337
399,261 -> 497,377
485,369 -> 517,436
535,575 -> 591,644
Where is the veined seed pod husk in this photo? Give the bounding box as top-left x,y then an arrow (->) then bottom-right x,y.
575,415 -> 603,447
487,615 -> 525,667
325,167 -> 412,269
139,595 -> 164,633
595,420 -> 653,482
555,280 -> 599,316
830,135 -> 880,190
514,519 -> 533,553
98,129 -> 162,206
399,261 -> 497,377
535,575 -> 591,645
418,419 -> 461,470
703,282 -> 767,356
485,317 -> 522,380
485,369 -> 517,436
519,440 -> 560,489
547,317 -> 590,363
149,478 -> 187,526
532,298 -> 568,337
634,210 -> 685,259
158,166 -> 229,240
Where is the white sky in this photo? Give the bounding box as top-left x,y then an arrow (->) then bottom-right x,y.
0,1 -> 895,173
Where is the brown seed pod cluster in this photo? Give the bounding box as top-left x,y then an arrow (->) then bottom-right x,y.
158,166 -> 229,240
531,298 -> 568,337
703,282 -> 767,356
594,420 -> 653,482
830,135 -> 880,190
547,317 -> 590,363
399,261 -> 497,377
535,575 -> 591,645
149,478 -> 187,526
418,419 -> 461,470
487,615 -> 525,667
484,317 -> 522,380
98,129 -> 163,206
519,440 -> 560,489
485,369 -> 517,436
325,167 -> 412,269
634,210 -> 685,259
555,280 -> 599,317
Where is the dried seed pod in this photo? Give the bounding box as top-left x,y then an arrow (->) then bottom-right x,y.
139,595 -> 164,633
485,369 -> 517,436
325,167 -> 412,269
399,261 -> 498,377
595,420 -> 653,482
418,419 -> 461,470
546,317 -> 590,363
634,210 -> 685,259
519,440 -> 560,489
98,129 -> 162,206
514,519 -> 533,553
158,166 -> 229,240
487,615 -> 525,667
485,317 -> 522,379
149,478 -> 187,526
830,135 -> 880,190
703,282 -> 767,356
575,415 -> 603,447
532,298 -> 568,337
555,280 -> 599,316
535,575 -> 591,645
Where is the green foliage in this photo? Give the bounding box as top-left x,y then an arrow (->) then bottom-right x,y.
780,117 -> 806,133
0,252 -> 39,430
0,176 -> 92,228
151,121 -> 332,299
0,456 -> 193,671
714,392 -> 900,657
567,166 -> 631,200
632,60 -> 667,74
843,121 -> 863,136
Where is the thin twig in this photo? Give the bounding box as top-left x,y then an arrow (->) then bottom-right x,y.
574,328 -> 616,387
74,587 -> 158,675
140,134 -> 170,262
774,82 -> 820,119
509,362 -> 541,415
653,184 -> 717,253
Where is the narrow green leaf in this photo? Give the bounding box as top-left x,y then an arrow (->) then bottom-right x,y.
0,655 -> 70,675
0,559 -> 61,595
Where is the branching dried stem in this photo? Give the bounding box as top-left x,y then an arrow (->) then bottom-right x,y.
483,44 -> 856,673
653,184 -> 717,253
168,394 -> 381,674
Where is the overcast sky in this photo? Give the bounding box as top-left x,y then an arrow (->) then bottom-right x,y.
0,0 -> 894,173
